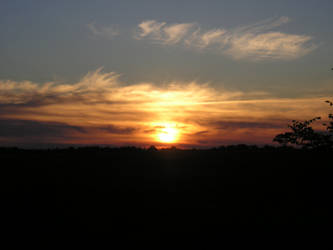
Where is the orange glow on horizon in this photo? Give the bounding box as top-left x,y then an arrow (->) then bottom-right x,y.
1,69 -> 332,147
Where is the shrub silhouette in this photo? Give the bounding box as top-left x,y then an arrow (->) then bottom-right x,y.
273,100 -> 333,149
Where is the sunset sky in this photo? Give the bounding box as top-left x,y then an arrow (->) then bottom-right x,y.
1,0 -> 333,148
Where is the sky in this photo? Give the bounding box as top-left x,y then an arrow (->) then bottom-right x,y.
0,0 -> 333,148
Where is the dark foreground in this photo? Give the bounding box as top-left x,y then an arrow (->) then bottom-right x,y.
1,146 -> 332,246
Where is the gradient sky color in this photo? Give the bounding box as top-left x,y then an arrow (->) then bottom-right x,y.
1,0 -> 333,148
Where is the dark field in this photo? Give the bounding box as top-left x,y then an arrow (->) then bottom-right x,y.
1,146 -> 332,245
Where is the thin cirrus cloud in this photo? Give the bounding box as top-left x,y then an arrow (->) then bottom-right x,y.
0,69 -> 330,147
87,22 -> 119,39
136,20 -> 195,45
135,17 -> 317,61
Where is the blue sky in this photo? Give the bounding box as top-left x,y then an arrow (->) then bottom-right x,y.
1,0 -> 332,92
1,0 -> 333,147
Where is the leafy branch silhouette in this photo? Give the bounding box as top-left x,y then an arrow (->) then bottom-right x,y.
273,100 -> 333,149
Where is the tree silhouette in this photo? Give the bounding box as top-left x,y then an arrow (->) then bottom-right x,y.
323,100 -> 333,133
273,100 -> 333,149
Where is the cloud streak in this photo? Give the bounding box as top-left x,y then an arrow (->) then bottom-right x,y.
0,119 -> 85,138
136,17 -> 316,61
87,22 -> 119,39
136,20 -> 195,45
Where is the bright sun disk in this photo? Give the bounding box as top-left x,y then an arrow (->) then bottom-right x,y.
156,126 -> 179,143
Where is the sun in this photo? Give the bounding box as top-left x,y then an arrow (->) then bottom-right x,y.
156,125 -> 179,143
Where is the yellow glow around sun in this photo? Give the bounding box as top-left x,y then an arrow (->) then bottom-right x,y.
155,124 -> 179,143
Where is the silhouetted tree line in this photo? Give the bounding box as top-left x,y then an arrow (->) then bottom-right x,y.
1,141 -> 332,246
273,100 -> 333,149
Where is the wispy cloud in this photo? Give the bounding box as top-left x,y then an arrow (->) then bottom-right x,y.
0,69 -> 330,147
224,17 -> 316,60
135,20 -> 195,45
135,17 -> 316,61
136,20 -> 166,39
87,22 -> 119,39
185,28 -> 228,49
